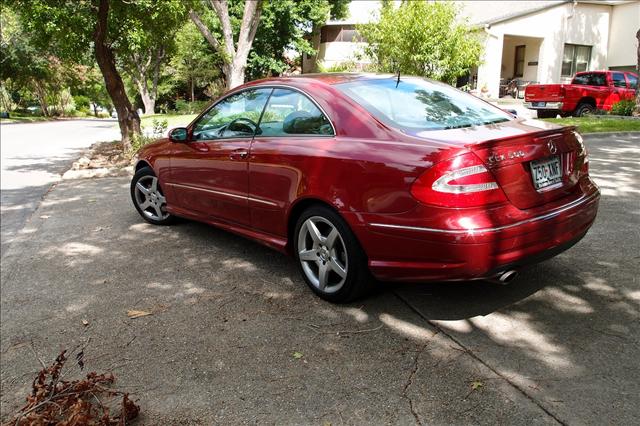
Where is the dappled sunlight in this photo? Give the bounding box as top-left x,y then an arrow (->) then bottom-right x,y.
147,282 -> 173,290
65,298 -> 94,313
625,290 -> 640,303
220,258 -> 258,272
56,242 -> 104,256
379,313 -> 433,341
467,312 -> 572,370
342,307 -> 369,323
127,223 -> 163,234
543,287 -> 594,314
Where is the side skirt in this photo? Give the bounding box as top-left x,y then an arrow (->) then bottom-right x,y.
166,206 -> 289,254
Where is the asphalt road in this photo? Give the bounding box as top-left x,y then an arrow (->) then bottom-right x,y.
0,119 -> 120,257
0,130 -> 638,424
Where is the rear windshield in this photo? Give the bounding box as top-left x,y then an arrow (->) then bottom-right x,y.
335,77 -> 512,131
572,73 -> 607,86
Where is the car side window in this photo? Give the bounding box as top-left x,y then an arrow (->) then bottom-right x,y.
573,73 -> 606,86
192,88 -> 271,140
627,74 -> 638,89
257,88 -> 334,137
612,72 -> 627,88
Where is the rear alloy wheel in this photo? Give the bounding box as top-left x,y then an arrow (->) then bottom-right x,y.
574,103 -> 595,117
294,206 -> 371,303
131,167 -> 174,225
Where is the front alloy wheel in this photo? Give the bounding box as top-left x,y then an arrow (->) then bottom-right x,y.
131,167 -> 173,225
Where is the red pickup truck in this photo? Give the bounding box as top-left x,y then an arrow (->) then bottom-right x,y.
524,71 -> 638,118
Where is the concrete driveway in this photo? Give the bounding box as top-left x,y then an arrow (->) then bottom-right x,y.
0,119 -> 120,256
1,133 -> 638,424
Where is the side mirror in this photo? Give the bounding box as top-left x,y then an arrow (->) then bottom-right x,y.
503,108 -> 518,117
169,127 -> 189,142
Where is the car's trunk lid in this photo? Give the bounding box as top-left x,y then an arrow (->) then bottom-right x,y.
411,119 -> 585,209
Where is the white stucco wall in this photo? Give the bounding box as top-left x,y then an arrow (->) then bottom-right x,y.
607,1 -> 640,68
501,36 -> 543,81
477,2 -> 613,98
317,42 -> 369,68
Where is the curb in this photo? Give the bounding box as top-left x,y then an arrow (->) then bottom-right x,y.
582,131 -> 640,139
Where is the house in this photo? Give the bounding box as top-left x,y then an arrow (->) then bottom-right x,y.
304,0 -> 639,99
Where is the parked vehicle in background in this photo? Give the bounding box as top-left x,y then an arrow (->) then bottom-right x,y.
131,74 -> 600,303
524,71 -> 638,118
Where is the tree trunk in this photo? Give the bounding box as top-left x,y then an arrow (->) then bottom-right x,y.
32,80 -> 49,117
190,77 -> 195,102
135,78 -> 155,115
189,1 -> 262,91
94,0 -> 140,151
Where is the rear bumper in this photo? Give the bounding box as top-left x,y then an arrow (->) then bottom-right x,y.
523,101 -> 563,110
345,182 -> 600,282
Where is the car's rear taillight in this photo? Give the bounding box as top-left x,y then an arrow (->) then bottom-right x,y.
411,153 -> 508,207
573,130 -> 589,176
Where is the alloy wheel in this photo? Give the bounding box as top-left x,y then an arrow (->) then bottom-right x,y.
133,175 -> 169,221
297,216 -> 348,293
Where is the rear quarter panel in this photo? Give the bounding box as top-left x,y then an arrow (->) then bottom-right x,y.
248,135 -> 454,237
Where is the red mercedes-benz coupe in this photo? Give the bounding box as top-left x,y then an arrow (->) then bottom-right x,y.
131,74 -> 599,302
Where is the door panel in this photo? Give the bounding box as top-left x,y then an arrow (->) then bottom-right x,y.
167,88 -> 271,226
248,88 -> 335,236
168,139 -> 252,225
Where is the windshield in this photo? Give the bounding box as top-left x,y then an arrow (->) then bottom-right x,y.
336,77 -> 512,132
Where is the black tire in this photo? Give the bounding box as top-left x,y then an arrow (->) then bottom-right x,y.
294,205 -> 372,303
130,167 -> 175,225
536,110 -> 558,119
574,102 -> 595,117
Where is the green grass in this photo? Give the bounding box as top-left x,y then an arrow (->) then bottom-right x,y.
541,117 -> 640,133
141,114 -> 197,129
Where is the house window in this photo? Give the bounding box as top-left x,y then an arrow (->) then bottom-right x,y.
562,44 -> 591,77
514,45 -> 525,78
320,25 -> 363,43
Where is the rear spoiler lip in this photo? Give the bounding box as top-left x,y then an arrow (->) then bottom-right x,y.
463,125 -> 576,151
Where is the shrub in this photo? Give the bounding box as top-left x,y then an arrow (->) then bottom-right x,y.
317,60 -> 359,73
611,99 -> 635,116
174,99 -> 209,114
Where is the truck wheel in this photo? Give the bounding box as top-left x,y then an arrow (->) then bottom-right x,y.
536,110 -> 558,119
574,103 -> 595,117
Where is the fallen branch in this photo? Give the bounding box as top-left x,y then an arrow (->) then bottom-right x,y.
7,349 -> 140,425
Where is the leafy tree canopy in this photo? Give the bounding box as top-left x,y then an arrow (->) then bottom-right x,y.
358,1 -> 483,84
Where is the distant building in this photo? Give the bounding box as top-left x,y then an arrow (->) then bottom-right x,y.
304,0 -> 640,98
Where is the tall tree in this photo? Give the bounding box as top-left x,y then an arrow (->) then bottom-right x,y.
170,21 -> 222,102
246,0 -> 349,80
116,0 -> 186,114
188,0 -> 349,88
94,0 -> 141,146
358,1 -> 483,84
189,0 -> 263,89
11,0 -> 183,148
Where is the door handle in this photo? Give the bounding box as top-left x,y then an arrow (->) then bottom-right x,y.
229,149 -> 248,160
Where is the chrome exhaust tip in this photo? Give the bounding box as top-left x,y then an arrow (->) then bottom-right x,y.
491,269 -> 519,285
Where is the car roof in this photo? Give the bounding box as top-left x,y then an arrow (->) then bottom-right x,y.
248,73 -> 396,87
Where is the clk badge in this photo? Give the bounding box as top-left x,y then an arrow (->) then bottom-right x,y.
488,150 -> 525,165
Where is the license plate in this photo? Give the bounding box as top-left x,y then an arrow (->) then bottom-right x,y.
533,102 -> 546,107
530,156 -> 562,190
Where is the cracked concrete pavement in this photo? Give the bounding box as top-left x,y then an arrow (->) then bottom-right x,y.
1,130 -> 638,424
